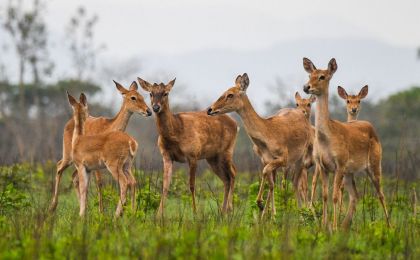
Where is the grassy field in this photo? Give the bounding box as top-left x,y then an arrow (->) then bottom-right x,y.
0,163 -> 418,259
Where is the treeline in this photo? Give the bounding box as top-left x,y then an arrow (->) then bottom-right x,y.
0,0 -> 418,180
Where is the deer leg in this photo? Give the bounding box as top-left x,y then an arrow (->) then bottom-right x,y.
207,157 -> 230,213
299,167 -> 308,206
310,164 -> 320,207
93,170 -> 104,213
338,179 -> 345,220
188,159 -> 198,214
261,158 -> 286,218
123,159 -> 137,211
157,155 -> 173,218
256,161 -> 268,211
319,166 -> 329,227
76,165 -> 89,217
367,166 -> 390,227
342,174 -> 357,230
49,159 -> 71,212
72,170 -> 80,200
282,168 -> 288,190
222,156 -> 236,211
332,170 -> 344,231
292,164 -> 304,207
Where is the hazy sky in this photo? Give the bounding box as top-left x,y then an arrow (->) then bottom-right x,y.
2,0 -> 420,111
43,0 -> 420,55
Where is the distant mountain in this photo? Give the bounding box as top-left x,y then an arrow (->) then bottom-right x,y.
137,38 -> 420,113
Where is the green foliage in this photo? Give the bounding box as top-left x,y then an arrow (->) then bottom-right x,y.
0,164 -> 418,259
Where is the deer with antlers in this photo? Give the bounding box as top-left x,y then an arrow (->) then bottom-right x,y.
50,81 -> 151,213
302,57 -> 389,229
137,77 -> 238,217
67,92 -> 138,217
207,74 -> 312,217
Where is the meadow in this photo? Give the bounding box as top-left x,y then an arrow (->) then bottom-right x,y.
0,163 -> 418,259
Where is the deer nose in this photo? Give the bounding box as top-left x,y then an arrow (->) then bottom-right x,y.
303,84 -> 311,94
146,108 -> 152,116
207,108 -> 213,115
153,105 -> 160,112
352,108 -> 357,113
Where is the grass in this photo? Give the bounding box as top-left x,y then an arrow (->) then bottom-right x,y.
0,163 -> 419,259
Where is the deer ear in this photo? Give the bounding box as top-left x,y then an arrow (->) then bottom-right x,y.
79,93 -> 88,107
67,91 -> 78,107
337,86 -> 348,99
129,81 -> 138,91
359,85 -> 368,99
235,75 -> 242,86
137,77 -> 152,92
309,95 -> 316,103
166,78 -> 176,91
328,58 -> 337,75
295,91 -> 302,102
303,57 -> 316,73
114,80 -> 128,95
238,73 -> 249,92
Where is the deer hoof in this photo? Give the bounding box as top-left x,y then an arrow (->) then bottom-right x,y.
257,200 -> 264,211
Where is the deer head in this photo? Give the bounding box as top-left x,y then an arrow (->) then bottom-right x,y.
67,91 -> 89,124
137,77 -> 176,114
207,73 -> 249,115
303,58 -> 337,96
295,91 -> 316,119
113,80 -> 152,117
337,85 -> 368,117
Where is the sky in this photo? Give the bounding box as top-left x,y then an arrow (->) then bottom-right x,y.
1,0 -> 420,112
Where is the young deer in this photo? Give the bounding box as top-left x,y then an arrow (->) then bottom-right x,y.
50,81 -> 151,213
207,74 -> 312,217
137,77 -> 238,216
302,57 -> 389,229
294,92 -> 316,205
67,92 -> 138,217
311,85 -> 369,210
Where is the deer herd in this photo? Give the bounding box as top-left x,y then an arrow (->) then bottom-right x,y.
49,57 -> 390,231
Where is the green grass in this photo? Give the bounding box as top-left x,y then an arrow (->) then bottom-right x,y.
0,163 -> 419,259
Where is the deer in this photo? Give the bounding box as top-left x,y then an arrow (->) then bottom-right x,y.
207,73 -> 312,217
67,92 -> 138,217
137,77 -> 238,217
310,85 -> 369,209
50,81 -> 151,213
302,57 -> 389,229
294,92 -> 316,205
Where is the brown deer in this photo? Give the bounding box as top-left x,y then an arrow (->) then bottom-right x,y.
294,92 -> 316,205
302,57 -> 389,229
67,92 -> 138,217
207,74 -> 312,217
50,81 -> 151,213
137,77 -> 238,216
310,85 -> 369,209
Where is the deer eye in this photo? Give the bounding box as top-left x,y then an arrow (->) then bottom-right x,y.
149,93 -> 153,97
319,75 -> 325,80
307,103 -> 311,107
347,100 -> 350,104
227,94 -> 234,99
358,100 -> 360,103
131,96 -> 136,101
296,103 -> 299,107
163,93 -> 168,97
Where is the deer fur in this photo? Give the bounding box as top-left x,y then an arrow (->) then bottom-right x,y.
302,57 -> 389,229
207,73 -> 312,217
50,81 -> 151,212
137,77 -> 238,216
67,92 -> 138,217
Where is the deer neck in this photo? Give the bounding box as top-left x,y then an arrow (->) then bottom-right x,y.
236,94 -> 266,138
347,113 -> 357,122
110,102 -> 133,131
314,89 -> 332,135
155,102 -> 178,140
72,112 -> 85,148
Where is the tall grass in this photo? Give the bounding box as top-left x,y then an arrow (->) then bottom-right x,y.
0,163 -> 418,259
